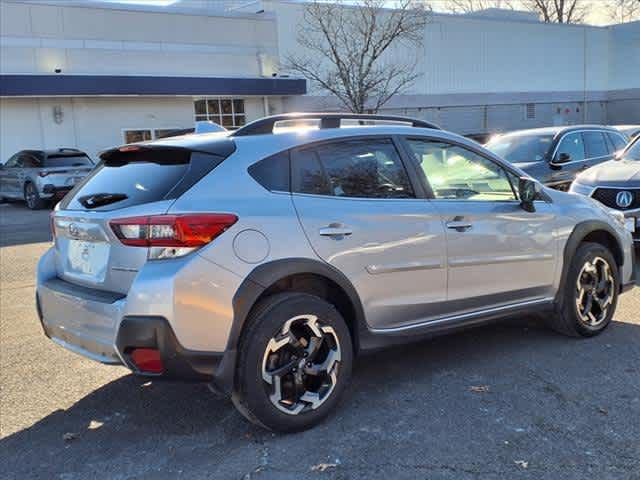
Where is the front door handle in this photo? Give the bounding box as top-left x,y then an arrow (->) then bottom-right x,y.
319,223 -> 353,237
446,220 -> 473,232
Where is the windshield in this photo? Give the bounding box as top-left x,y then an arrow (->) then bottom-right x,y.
624,137 -> 640,160
486,134 -> 554,164
44,155 -> 93,167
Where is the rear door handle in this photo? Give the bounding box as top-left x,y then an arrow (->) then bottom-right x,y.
446,220 -> 473,232
319,224 -> 353,237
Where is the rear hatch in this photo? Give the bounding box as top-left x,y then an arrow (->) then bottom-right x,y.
40,153 -> 94,189
52,143 -> 234,294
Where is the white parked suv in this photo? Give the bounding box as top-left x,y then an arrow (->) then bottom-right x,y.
37,114 -> 636,432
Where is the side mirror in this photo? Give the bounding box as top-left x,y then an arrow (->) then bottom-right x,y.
519,177 -> 538,212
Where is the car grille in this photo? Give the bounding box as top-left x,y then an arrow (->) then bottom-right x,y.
592,188 -> 640,211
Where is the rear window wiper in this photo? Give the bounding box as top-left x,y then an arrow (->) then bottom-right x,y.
78,193 -> 128,209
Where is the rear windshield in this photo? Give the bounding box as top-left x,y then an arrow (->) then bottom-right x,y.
60,148 -> 225,211
486,134 -> 554,164
44,155 -> 93,167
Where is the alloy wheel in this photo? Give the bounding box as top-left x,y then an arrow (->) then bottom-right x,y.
25,184 -> 37,209
261,314 -> 341,415
575,256 -> 615,327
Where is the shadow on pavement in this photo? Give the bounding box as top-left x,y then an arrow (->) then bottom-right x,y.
2,317 -> 639,478
0,204 -> 52,247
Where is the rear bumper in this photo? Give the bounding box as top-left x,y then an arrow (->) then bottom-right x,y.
36,246 -> 243,392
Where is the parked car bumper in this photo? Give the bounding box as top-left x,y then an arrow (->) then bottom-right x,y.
36,247 -> 243,390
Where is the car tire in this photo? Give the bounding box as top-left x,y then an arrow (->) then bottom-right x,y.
232,292 -> 353,432
24,182 -> 47,210
549,242 -> 619,337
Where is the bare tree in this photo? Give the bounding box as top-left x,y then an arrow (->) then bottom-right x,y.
522,0 -> 588,23
435,0 -> 588,23
285,0 -> 429,113
606,0 -> 640,23
446,0 -> 516,13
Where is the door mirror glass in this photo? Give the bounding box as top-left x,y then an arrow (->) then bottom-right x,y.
519,177 -> 538,212
556,152 -> 571,164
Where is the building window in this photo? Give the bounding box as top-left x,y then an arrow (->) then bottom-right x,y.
525,103 -> 536,120
123,128 -> 183,143
194,98 -> 246,128
124,129 -> 152,143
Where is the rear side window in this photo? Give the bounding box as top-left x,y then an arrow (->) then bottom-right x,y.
607,132 -> 628,151
583,131 -> 609,158
44,155 -> 93,167
248,151 -> 290,192
61,149 -> 225,211
292,139 -> 414,199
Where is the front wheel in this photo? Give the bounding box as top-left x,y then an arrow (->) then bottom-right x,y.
232,293 -> 353,432
24,183 -> 47,210
549,242 -> 619,337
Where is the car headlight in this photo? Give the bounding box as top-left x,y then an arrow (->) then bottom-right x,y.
569,181 -> 594,197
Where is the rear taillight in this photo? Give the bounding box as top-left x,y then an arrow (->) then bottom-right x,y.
110,214 -> 237,248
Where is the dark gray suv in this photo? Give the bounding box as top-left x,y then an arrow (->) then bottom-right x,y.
486,126 -> 629,191
0,148 -> 94,209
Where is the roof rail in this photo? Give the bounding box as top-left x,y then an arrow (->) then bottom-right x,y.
230,113 -> 441,137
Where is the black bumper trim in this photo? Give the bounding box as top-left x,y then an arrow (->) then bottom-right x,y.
115,316 -> 234,390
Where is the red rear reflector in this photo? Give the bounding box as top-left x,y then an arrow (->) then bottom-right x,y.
130,348 -> 163,374
110,214 -> 237,247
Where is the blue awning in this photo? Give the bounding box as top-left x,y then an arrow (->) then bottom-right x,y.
0,74 -> 306,97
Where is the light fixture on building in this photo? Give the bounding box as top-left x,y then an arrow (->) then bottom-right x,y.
53,105 -> 64,124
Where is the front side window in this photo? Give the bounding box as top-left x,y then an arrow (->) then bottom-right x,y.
406,139 -> 517,201
555,132 -> 585,162
583,131 -> 609,158
292,139 -> 414,199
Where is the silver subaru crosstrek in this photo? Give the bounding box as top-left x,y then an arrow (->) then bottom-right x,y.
37,114 -> 636,432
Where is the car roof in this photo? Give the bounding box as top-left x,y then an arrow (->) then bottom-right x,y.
495,125 -> 620,138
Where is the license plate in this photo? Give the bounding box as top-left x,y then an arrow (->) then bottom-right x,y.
625,217 -> 636,233
67,240 -> 110,281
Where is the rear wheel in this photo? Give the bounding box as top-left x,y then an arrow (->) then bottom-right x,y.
549,242 -> 619,337
24,182 -> 47,210
232,293 -> 353,432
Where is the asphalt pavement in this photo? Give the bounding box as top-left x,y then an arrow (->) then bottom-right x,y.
1,202 -> 639,479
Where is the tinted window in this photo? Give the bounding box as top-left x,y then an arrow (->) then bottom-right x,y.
608,132 -> 628,151
583,131 -> 609,158
292,139 -> 414,199
18,154 -> 41,168
406,139 -> 516,201
485,134 -> 553,163
4,154 -> 19,168
555,132 -> 585,162
248,151 -> 290,192
44,155 -> 93,167
63,149 -> 224,211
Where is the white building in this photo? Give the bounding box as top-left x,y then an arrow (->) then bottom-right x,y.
0,0 -> 638,161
